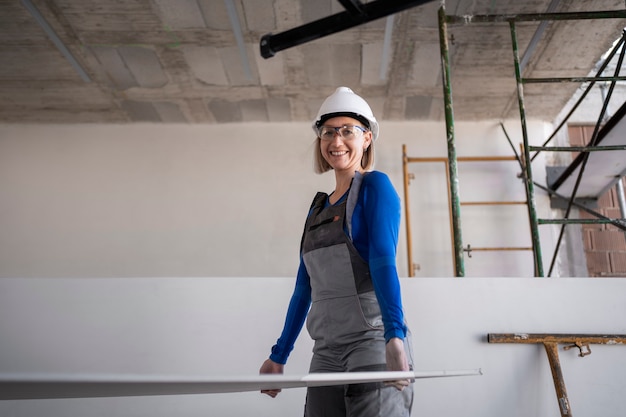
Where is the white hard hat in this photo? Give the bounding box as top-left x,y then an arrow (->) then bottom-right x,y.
312,87 -> 379,141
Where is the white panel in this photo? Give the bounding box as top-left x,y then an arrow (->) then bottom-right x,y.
154,0 -> 206,29
242,0 -> 275,31
240,99 -> 268,121
118,47 -> 168,88
301,0 -> 332,23
366,96 -> 385,123
361,43 -> 386,85
266,98 -> 291,122
255,50 -> 285,86
197,0 -> 231,30
153,102 -> 187,123
183,46 -> 229,85
90,46 -> 137,90
302,44 -> 332,85
329,44 -> 361,87
303,43 -> 361,87
120,100 -> 161,122
405,95 -> 433,119
219,45 -> 258,85
408,43 -> 441,88
0,278 -> 624,417
0,370 -> 479,399
207,99 -> 242,123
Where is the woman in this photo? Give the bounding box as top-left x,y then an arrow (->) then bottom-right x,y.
260,87 -> 414,417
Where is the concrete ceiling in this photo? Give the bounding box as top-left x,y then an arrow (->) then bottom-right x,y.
1,0 -> 624,124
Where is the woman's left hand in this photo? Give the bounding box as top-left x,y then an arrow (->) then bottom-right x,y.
385,337 -> 410,391
259,358 -> 284,398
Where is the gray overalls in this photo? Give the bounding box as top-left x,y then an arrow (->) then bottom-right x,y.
301,173 -> 414,417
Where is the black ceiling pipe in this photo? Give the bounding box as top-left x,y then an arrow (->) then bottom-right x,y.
260,0 -> 436,58
337,0 -> 366,16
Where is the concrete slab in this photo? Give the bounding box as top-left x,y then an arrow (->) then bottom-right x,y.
118,47 -> 168,88
184,46 -> 229,85
154,0 -> 206,29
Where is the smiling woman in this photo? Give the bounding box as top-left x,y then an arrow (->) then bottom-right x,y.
312,88 -> 378,176
317,116 -> 372,187
259,87 -> 414,417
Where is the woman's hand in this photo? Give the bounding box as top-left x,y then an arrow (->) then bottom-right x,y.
259,358 -> 284,398
385,337 -> 410,391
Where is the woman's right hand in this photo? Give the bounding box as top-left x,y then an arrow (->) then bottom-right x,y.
259,358 -> 284,398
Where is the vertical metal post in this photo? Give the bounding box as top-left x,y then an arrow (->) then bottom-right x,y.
490,333 -> 626,416
438,5 -> 464,277
543,342 -> 573,417
443,160 -> 459,274
402,144 -> 415,277
509,21 -> 544,277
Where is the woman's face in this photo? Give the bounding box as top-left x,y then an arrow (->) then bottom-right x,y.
317,116 -> 372,174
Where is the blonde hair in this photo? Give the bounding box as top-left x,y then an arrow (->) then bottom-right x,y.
313,138 -> 375,174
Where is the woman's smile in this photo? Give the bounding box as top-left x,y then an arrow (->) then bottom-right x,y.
319,116 -> 371,173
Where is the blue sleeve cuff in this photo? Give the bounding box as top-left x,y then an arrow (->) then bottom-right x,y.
384,327 -> 407,342
269,344 -> 291,365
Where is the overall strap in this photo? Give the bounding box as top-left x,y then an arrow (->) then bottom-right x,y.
346,171 -> 365,240
300,192 -> 329,253
310,192 -> 328,215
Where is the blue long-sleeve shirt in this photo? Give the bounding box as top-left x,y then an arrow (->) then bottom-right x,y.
270,171 -> 407,364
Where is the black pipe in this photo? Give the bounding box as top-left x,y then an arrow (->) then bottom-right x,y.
260,0 -> 435,58
337,0 -> 365,16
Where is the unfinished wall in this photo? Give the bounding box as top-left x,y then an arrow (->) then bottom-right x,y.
0,121 -> 560,279
0,277 -> 625,417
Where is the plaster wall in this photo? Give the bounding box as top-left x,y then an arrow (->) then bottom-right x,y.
0,277 -> 624,417
0,120 -> 558,278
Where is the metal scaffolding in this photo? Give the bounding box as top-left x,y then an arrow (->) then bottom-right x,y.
402,149 -> 534,277
432,5 -> 626,277
258,1 -> 626,278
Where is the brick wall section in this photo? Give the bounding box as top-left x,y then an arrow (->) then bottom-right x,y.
569,125 -> 626,277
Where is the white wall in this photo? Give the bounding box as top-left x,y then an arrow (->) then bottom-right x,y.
0,277 -> 625,417
0,120 -> 560,278
0,122 -> 622,416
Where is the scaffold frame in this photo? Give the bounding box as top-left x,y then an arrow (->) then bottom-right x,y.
435,5 -> 626,277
